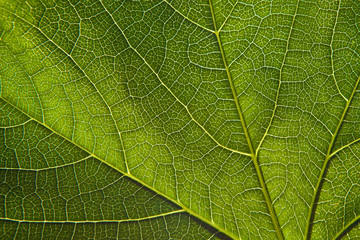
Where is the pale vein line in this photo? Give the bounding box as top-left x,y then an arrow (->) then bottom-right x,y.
0,155 -> 92,172
330,0 -> 347,101
0,209 -> 186,224
13,221 -> 20,239
207,231 -> 219,240
162,0 -> 215,33
330,137 -> 360,158
98,0 -> 251,158
256,0 -> 301,154
218,1 -> 238,33
2,7 -> 130,174
0,119 -> 32,129
70,224 -> 76,240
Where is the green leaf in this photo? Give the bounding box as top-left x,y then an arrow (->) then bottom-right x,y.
0,0 -> 359,239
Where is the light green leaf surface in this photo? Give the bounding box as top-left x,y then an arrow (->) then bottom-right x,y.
0,0 -> 359,239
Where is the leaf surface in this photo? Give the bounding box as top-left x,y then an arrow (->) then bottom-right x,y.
0,0 -> 360,239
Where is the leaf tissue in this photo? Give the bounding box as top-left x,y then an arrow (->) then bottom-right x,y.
1,0 -> 360,239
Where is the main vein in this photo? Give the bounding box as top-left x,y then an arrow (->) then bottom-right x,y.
208,1 -> 284,239
304,74 -> 360,240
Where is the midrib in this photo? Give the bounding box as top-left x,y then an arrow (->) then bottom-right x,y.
208,1 -> 284,239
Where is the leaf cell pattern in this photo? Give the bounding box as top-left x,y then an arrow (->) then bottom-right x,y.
0,0 -> 360,239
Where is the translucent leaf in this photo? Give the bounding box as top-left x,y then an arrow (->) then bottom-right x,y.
1,0 -> 360,239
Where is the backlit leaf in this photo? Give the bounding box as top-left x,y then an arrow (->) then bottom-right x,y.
1,0 -> 360,239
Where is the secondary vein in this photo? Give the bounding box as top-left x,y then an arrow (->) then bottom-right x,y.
97,1 -> 251,158
0,209 -> 186,223
208,1 -> 284,239
0,97 -> 239,240
305,73 -> 360,240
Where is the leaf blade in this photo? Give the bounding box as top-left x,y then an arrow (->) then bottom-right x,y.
1,0 -> 360,239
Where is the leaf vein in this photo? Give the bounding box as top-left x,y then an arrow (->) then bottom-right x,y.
0,96 -> 238,240
305,72 -> 360,239
0,209 -> 186,224
98,0 -> 251,158
0,8 -> 130,174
